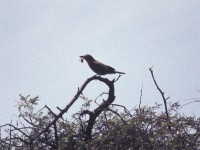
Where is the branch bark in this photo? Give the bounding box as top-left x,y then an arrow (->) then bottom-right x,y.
84,76 -> 116,141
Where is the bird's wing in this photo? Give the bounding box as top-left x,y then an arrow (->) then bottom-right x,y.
94,61 -> 114,70
105,65 -> 115,71
91,60 -> 114,74
93,61 -> 109,70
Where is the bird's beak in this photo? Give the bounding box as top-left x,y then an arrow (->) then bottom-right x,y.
80,56 -> 84,63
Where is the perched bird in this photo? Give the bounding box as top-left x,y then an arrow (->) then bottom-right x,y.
80,54 -> 125,75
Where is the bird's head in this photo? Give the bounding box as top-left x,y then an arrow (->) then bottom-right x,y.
80,54 -> 95,63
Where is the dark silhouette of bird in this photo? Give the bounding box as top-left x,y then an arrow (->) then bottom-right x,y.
80,54 -> 125,75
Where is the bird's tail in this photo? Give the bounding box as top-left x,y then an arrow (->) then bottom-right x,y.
115,71 -> 125,74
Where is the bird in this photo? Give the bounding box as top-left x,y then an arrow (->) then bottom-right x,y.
80,54 -> 125,75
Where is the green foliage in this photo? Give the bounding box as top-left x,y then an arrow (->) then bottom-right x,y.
1,95 -> 199,149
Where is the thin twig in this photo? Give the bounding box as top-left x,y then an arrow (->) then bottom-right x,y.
53,123 -> 58,149
94,92 -> 108,105
110,103 -> 132,117
149,67 -> 171,130
9,120 -> 12,149
105,108 -> 127,124
139,84 -> 143,112
113,74 -> 121,82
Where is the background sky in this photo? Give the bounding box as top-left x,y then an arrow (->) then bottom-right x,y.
1,1 -> 200,129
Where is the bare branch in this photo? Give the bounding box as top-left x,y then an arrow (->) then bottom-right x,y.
149,67 -> 171,129
94,92 -> 108,105
110,103 -> 132,117
2,124 -> 30,138
84,76 -> 116,141
139,84 -> 143,112
113,74 -> 121,82
31,75 -> 118,143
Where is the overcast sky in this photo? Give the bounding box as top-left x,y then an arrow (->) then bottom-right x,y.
1,1 -> 200,127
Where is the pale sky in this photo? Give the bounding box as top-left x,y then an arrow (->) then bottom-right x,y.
1,1 -> 200,127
